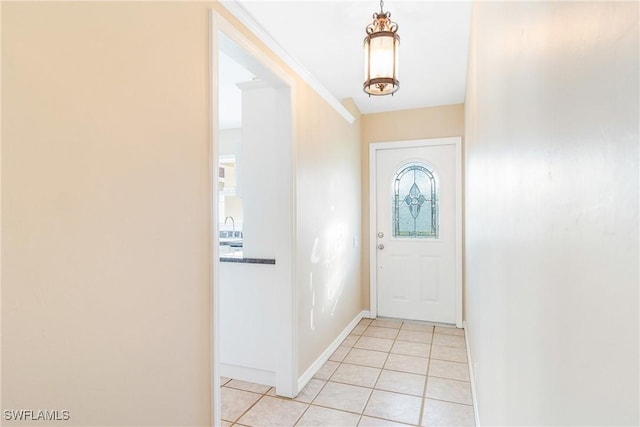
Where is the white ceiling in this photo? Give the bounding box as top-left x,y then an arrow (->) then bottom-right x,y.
235,0 -> 472,115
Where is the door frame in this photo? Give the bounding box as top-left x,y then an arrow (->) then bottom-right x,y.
210,9 -> 299,426
369,138 -> 463,327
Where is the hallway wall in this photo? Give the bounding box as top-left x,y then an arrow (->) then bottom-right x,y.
464,2 -> 639,425
360,105 -> 465,310
297,97 -> 362,376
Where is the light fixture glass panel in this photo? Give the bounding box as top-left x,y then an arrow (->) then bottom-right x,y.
370,35 -> 394,79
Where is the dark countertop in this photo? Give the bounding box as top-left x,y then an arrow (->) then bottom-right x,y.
219,253 -> 276,265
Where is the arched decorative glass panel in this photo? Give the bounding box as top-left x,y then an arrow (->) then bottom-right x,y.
392,163 -> 439,238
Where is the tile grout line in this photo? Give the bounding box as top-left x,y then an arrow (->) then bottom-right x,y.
306,331 -> 385,423
328,321 -> 426,424
417,328 -> 435,427
306,399 -> 423,427
360,319 -> 428,426
355,322 -> 382,422
356,320 -> 397,426
290,402 -> 311,427
293,374 -> 332,426
360,322 -> 431,425
384,320 -> 422,426
349,320 -> 394,424
318,317 -> 374,425
368,318 -> 399,387
222,395 -> 259,424
227,385 -> 273,425
313,377 -> 473,408
267,385 -> 313,427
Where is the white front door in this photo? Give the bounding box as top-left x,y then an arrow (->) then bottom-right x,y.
374,140 -> 459,324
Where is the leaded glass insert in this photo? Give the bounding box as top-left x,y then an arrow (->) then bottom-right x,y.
393,163 -> 439,238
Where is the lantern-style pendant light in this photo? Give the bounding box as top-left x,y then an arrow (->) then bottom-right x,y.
363,0 -> 400,96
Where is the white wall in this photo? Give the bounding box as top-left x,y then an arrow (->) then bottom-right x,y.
464,2 -> 639,425
219,128 -> 241,157
239,81 -> 291,260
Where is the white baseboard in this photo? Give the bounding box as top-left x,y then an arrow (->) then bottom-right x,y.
297,310 -> 368,392
220,363 -> 275,388
463,320 -> 481,427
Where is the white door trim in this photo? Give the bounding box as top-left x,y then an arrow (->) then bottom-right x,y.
369,138 -> 463,327
210,10 -> 299,427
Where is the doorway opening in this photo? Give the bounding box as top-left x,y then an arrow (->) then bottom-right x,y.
211,10 -> 297,425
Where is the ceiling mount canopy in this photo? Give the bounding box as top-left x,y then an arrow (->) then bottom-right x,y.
363,0 -> 400,96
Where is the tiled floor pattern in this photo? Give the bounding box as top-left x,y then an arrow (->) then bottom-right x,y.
221,318 -> 474,426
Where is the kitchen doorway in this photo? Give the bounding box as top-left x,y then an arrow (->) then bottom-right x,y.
211,10 -> 297,426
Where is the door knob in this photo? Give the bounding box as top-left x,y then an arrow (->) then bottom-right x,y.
377,244 -> 385,250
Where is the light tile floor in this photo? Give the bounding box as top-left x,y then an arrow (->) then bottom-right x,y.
221,318 -> 475,426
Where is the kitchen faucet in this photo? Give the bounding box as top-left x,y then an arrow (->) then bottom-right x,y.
224,216 -> 235,233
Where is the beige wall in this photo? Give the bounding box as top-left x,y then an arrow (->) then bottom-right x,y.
464,1 -> 639,425
2,3 -> 214,425
360,105 -> 464,308
296,97 -> 362,374
2,1 -> 364,425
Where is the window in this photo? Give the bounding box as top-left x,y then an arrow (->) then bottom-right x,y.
393,163 -> 439,238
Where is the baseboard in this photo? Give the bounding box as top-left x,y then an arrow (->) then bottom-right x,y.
463,320 -> 481,427
220,363 -> 276,388
297,310 -> 368,392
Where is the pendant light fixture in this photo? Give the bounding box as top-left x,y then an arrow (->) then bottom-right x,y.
363,0 -> 400,96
